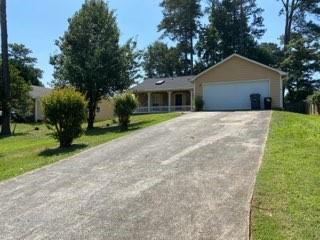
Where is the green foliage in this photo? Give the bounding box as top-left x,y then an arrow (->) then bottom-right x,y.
42,88 -> 87,148
282,33 -> 320,102
8,65 -> 33,120
120,38 -> 143,84
0,64 -> 33,121
254,43 -> 283,68
113,92 -> 138,130
196,0 -> 265,66
158,0 -> 202,73
143,41 -> 184,78
194,96 -> 204,111
8,43 -> 43,86
50,0 -> 136,129
307,92 -> 320,109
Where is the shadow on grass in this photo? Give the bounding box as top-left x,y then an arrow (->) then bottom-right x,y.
0,132 -> 28,140
38,144 -> 88,157
85,120 -> 153,136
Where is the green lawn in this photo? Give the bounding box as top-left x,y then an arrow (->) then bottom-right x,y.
251,111 -> 320,240
0,112 -> 181,182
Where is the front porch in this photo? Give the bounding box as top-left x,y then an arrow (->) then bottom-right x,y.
135,90 -> 193,113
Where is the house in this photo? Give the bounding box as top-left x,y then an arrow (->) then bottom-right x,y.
29,86 -> 114,122
30,85 -> 53,121
133,54 -> 287,112
133,75 -> 194,113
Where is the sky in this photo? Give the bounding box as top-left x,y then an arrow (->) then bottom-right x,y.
7,0 -> 285,86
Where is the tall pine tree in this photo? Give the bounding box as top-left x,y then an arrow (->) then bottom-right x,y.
196,0 -> 265,67
158,0 -> 202,75
278,0 -> 320,102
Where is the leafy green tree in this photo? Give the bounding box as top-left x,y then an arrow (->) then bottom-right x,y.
119,38 -> 143,85
254,43 -> 283,68
197,0 -> 265,66
158,0 -> 202,74
278,0 -> 320,47
51,0 -> 134,129
282,33 -> 320,102
113,92 -> 138,131
196,23 -> 220,69
277,0 -> 319,102
42,88 -> 87,148
8,43 -> 43,86
143,41 -> 184,78
7,65 -> 32,120
0,0 -> 11,136
0,64 -> 32,122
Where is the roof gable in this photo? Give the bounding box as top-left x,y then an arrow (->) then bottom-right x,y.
193,54 -> 287,82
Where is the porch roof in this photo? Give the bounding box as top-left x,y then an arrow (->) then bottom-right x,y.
132,76 -> 195,92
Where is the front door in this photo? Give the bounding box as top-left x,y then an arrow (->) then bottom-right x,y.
175,94 -> 183,106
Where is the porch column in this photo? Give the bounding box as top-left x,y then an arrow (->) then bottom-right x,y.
190,90 -> 193,111
147,92 -> 151,113
34,98 -> 38,122
168,91 -> 172,112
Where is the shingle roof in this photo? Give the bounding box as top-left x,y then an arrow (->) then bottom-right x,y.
29,85 -> 52,99
133,76 -> 195,92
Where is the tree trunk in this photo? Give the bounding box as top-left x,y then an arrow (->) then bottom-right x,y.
190,36 -> 194,75
87,99 -> 96,130
0,0 -> 11,136
184,51 -> 188,75
239,0 -> 244,55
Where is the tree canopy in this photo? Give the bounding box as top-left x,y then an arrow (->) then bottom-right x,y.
143,41 -> 184,78
8,43 -> 43,86
51,0 -> 138,129
158,0 -> 202,74
142,0 -> 320,103
196,0 -> 265,67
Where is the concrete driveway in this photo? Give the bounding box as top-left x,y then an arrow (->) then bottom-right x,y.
0,111 -> 271,240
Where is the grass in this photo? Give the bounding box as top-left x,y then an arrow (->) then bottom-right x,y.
0,112 -> 181,182
251,111 -> 320,240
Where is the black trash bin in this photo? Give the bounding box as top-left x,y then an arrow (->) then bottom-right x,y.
250,94 -> 261,110
264,97 -> 272,110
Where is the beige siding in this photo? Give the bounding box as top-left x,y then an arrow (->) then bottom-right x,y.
35,98 -> 45,121
95,98 -> 114,121
35,98 -> 114,122
194,56 -> 282,108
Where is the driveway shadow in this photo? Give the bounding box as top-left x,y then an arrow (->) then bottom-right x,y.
85,120 -> 152,136
39,144 -> 88,157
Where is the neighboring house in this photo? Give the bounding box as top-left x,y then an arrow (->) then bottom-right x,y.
29,86 -> 114,122
30,85 -> 53,122
133,54 -> 287,112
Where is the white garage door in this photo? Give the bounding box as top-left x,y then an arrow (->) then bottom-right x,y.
203,80 -> 270,110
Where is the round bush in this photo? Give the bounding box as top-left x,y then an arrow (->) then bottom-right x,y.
42,88 -> 87,148
113,92 -> 138,131
194,96 -> 204,111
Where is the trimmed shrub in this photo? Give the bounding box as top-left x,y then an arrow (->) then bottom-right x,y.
114,92 -> 138,131
194,96 -> 204,111
42,88 -> 87,148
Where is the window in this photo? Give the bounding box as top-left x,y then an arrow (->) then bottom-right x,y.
96,107 -> 101,113
152,94 -> 162,106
